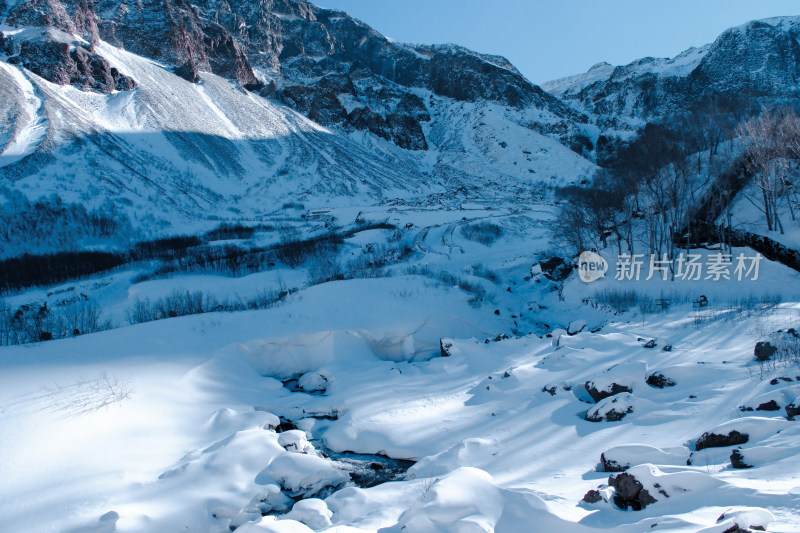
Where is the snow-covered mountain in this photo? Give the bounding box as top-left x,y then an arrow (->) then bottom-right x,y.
0,0 -> 597,237
544,16 -> 800,127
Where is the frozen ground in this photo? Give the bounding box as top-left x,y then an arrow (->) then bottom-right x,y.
1,203 -> 800,533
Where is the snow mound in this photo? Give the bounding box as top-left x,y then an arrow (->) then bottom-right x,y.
600,444 -> 689,472
379,467 -> 588,533
283,498 -> 333,530
278,430 -> 316,455
697,507 -> 775,533
625,463 -> 722,500
408,438 -> 500,478
239,332 -> 336,379
263,451 -> 349,497
236,517 -> 315,532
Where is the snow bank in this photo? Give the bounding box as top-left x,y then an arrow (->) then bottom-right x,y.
380,467 -> 589,533
600,444 -> 689,471
263,451 -> 349,496
239,331 -> 336,379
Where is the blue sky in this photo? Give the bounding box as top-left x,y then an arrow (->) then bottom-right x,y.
316,1 -> 800,84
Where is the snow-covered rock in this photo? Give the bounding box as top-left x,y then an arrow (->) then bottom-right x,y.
263,451 -> 349,497
282,498 -> 333,530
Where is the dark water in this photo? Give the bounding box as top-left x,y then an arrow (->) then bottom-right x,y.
321,445 -> 416,488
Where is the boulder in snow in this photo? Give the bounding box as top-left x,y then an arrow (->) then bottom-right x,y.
585,393 -> 634,422
695,430 -> 749,451
585,381 -> 633,402
278,430 -> 315,455
283,499 -> 333,530
646,372 -> 676,388
786,398 -> 800,420
609,472 -> 657,510
754,341 -> 777,361
567,319 -> 586,335
729,449 -> 752,469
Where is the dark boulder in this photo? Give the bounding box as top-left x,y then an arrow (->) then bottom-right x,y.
786,402 -> 800,421
730,448 -> 752,469
695,430 -> 749,451
600,452 -> 627,472
755,400 -> 780,411
754,341 -> 777,361
582,489 -> 603,504
646,372 -> 676,388
539,257 -> 571,282
585,381 -> 632,402
609,472 -> 657,510
440,339 -> 453,358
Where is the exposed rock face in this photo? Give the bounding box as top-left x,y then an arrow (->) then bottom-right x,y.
6,0 -> 260,88
439,339 -> 453,358
4,0 -> 594,150
4,35 -> 136,92
385,113 -> 427,151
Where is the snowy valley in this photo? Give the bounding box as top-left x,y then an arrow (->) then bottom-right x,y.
1,1 -> 800,532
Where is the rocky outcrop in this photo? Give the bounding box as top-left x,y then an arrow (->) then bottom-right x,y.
2,0 -> 594,150
7,0 -> 260,88
5,36 -> 136,92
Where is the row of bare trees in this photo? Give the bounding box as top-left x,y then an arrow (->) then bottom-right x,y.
553,105 -> 800,274
0,299 -> 109,346
736,108 -> 800,234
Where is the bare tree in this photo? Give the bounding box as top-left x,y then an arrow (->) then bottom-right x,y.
736,108 -> 800,234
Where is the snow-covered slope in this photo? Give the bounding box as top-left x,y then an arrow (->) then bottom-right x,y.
0,41 -> 596,235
